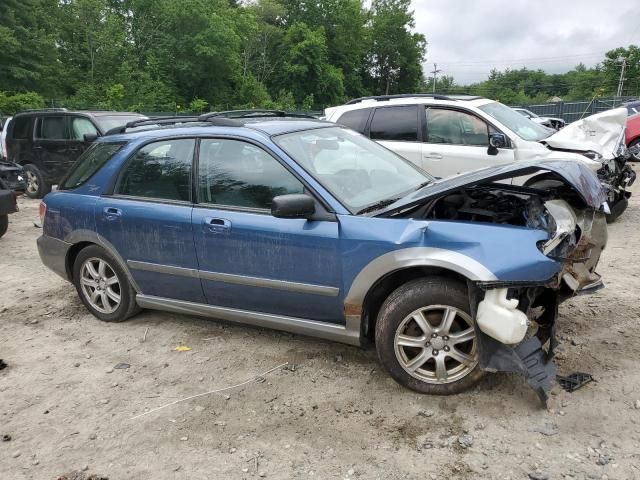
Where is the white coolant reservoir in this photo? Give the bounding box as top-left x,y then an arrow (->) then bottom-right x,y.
476,288 -> 528,345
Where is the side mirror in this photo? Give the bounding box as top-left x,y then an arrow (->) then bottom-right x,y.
488,133 -> 507,155
271,194 -> 315,219
83,133 -> 98,143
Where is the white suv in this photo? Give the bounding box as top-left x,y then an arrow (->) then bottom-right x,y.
324,94 -> 634,220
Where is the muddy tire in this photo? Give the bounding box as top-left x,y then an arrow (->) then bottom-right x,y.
23,164 -> 51,199
375,277 -> 484,395
72,245 -> 140,322
0,214 -> 7,238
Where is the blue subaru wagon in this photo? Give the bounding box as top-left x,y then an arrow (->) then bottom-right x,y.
37,113 -> 608,399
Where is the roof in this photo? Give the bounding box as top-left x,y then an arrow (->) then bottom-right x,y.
102,117 -> 334,143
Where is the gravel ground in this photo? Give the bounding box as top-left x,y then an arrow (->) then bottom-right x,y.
1,169 -> 640,480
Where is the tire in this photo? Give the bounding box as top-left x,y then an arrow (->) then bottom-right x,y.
375,277 -> 484,395
72,245 -> 140,322
23,164 -> 51,199
0,214 -> 7,238
628,138 -> 640,162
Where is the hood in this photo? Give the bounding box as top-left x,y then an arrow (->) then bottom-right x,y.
377,160 -> 606,216
0,160 -> 22,171
544,108 -> 626,159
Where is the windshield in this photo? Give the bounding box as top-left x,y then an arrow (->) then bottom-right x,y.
479,102 -> 551,141
274,126 -> 433,213
94,115 -> 146,132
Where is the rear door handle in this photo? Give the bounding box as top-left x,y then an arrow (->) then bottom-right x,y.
103,207 -> 122,220
424,152 -> 443,160
204,217 -> 231,234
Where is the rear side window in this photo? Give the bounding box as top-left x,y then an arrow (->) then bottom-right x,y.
60,142 -> 125,190
10,116 -> 32,139
37,116 -> 70,140
116,139 -> 194,202
370,106 -> 418,141
337,108 -> 371,134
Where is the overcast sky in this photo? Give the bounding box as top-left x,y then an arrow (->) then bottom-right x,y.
412,0 -> 638,85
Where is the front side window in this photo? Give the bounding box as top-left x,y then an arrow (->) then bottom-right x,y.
116,139 -> 194,201
198,139 -> 304,209
274,126 -> 432,212
60,142 -> 125,190
426,108 -> 489,146
369,106 -> 418,141
37,116 -> 69,140
71,117 -> 99,140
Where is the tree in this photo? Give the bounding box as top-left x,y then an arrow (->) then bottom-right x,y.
364,0 -> 426,95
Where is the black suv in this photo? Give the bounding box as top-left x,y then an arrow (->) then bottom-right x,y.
5,109 -> 147,198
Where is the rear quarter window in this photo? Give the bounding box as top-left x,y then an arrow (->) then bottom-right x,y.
337,108 -> 371,134
59,142 -> 125,190
9,116 -> 32,139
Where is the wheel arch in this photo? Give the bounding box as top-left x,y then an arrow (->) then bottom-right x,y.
343,247 -> 497,342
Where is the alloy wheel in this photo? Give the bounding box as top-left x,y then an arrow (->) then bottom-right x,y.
79,257 -> 121,314
394,305 -> 478,384
26,171 -> 39,195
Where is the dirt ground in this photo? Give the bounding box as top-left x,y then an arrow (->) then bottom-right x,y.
1,169 -> 640,480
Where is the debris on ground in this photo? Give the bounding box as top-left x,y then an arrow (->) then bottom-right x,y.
174,346 -> 191,352
0,359 -> 7,370
113,363 -> 130,369
2,434 -> 11,442
56,472 -> 108,480
557,372 -> 594,392
528,422 -> 559,436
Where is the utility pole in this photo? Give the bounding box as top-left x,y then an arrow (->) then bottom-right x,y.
616,57 -> 626,97
431,63 -> 442,93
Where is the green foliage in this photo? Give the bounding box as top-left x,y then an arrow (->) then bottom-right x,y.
0,91 -> 46,114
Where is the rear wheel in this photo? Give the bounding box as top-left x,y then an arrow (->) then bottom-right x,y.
23,164 -> 51,199
73,245 -> 140,322
0,214 -> 8,238
375,277 -> 484,395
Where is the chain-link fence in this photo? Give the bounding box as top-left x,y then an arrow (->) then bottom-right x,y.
511,96 -> 636,123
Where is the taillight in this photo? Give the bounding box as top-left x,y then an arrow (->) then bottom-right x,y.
39,201 -> 47,224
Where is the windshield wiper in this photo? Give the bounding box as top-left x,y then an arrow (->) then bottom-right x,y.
414,180 -> 432,191
356,197 -> 400,215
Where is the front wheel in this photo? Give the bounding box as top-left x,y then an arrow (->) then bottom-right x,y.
628,138 -> 640,162
73,245 -> 140,322
0,214 -> 8,238
375,277 -> 484,395
23,164 -> 51,199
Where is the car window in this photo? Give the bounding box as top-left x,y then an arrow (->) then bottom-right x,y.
198,139 -> 304,209
478,101 -> 551,141
71,117 -> 98,140
10,116 -> 31,139
37,116 -> 70,140
337,108 -> 371,134
93,115 -> 147,132
116,139 -> 194,201
369,106 -> 418,141
426,108 -> 489,146
59,142 -> 125,190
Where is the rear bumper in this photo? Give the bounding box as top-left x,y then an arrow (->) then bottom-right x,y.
37,234 -> 72,281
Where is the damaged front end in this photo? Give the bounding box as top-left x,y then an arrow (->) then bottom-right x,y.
379,160 -> 609,404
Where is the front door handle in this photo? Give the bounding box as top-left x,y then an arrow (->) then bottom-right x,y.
103,207 -> 122,220
424,152 -> 443,160
204,217 -> 231,234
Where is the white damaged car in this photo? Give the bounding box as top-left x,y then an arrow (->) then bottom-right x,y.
325,95 -> 635,221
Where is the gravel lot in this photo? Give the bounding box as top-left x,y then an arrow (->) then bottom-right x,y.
1,169 -> 640,480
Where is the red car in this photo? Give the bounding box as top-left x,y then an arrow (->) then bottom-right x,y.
626,113 -> 640,161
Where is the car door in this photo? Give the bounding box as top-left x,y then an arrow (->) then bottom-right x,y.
422,107 -> 515,178
192,137 -> 343,322
96,138 -> 204,303
33,115 -> 78,183
368,105 -> 423,167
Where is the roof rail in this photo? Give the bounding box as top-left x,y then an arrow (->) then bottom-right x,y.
104,115 -> 243,136
18,107 -> 68,113
201,110 -> 316,120
345,93 -> 453,105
